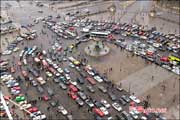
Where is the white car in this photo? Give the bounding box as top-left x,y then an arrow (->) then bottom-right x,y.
53,63 -> 59,69
101,99 -> 110,109
172,66 -> 180,75
32,114 -> 46,120
112,102 -> 122,112
65,74 -> 70,80
100,107 -> 109,115
57,68 -> 63,73
129,111 -> 138,119
58,105 -> 68,115
129,95 -> 140,104
87,70 -> 95,76
69,80 -> 77,86
94,75 -> 103,83
23,59 -> 27,65
2,50 -> 12,55
20,103 -> 32,110
13,47 -> 20,52
55,72 -> 61,77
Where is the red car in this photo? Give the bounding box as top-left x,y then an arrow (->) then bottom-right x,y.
93,107 -> 104,117
48,67 -> 56,74
21,70 -> 28,77
160,56 -> 169,62
42,95 -> 50,101
12,86 -> 21,90
68,91 -> 78,100
108,34 -> 115,41
17,61 -> 22,66
69,84 -> 78,92
86,77 -> 96,85
57,46 -> 63,52
4,96 -> 11,100
10,67 -> 16,73
28,107 -> 38,113
42,60 -> 49,67
146,51 -> 154,57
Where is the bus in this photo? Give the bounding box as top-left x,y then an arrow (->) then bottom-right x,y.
90,31 -> 110,38
65,30 -> 76,38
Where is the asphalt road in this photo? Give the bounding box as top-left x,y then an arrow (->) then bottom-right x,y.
1,1 -> 179,119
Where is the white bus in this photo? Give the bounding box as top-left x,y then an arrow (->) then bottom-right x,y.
65,30 -> 76,37
90,31 -> 110,38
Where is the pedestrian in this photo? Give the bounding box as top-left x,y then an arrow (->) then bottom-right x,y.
151,75 -> 154,81
172,95 -> 176,103
47,106 -> 50,110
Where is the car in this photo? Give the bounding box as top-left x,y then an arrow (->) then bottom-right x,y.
47,87 -> 54,96
64,68 -> 70,74
57,67 -> 63,73
21,103 -> 32,110
50,101 -> 58,107
15,96 -> 25,102
75,97 -> 84,106
122,111 -> 132,120
46,71 -> 53,77
100,99 -> 110,108
37,86 -> 44,93
75,84 -> 83,91
98,85 -> 107,93
68,91 -> 78,100
77,91 -> 87,100
129,111 -> 138,119
112,102 -> 122,112
28,107 -> 38,113
115,114 -> 125,120
119,98 -> 126,106
10,67 -> 16,73
7,82 -> 19,88
58,105 -> 68,115
54,78 -> 60,83
86,70 -> 95,76
67,114 -> 73,120
65,74 -> 71,80
85,99 -> 94,108
59,82 -> 67,90
94,75 -> 103,83
21,70 -> 28,78
86,85 -> 95,93
76,77 -> 84,84
100,107 -> 109,116
69,62 -> 75,68
129,95 -> 140,104
116,85 -> 123,92
69,84 -> 78,92
69,79 -> 77,86
86,77 -> 96,85
121,95 -> 130,103
36,77 -> 46,85
93,107 -> 105,117
108,93 -> 117,101
42,95 -> 50,101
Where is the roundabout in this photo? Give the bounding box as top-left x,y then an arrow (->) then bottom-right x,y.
84,38 -> 110,57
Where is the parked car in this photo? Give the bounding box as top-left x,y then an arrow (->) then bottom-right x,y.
57,105 -> 68,115
98,85 -> 107,93
112,102 -> 122,112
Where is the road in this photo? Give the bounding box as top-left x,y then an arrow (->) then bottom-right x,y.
1,1 -> 179,119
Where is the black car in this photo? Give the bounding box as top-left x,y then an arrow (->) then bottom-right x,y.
108,92 -> 117,101
94,101 -> 103,108
119,98 -> 126,106
76,77 -> 84,84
